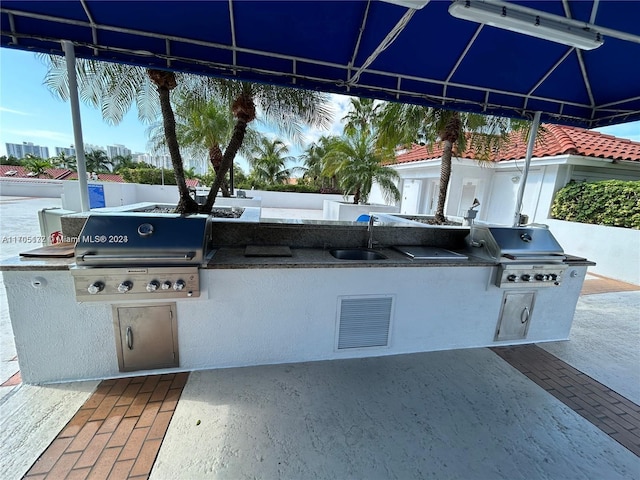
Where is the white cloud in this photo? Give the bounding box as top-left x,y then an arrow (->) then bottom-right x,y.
0,106 -> 31,116
1,128 -> 72,146
301,93 -> 353,145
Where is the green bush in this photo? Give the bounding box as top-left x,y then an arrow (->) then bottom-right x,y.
121,168 -> 177,185
551,180 -> 640,229
263,184 -> 321,193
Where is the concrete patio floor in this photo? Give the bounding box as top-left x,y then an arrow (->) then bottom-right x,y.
1,196 -> 639,479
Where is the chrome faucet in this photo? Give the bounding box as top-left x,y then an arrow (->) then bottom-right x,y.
367,215 -> 378,249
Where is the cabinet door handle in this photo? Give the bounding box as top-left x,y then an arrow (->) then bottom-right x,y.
126,326 -> 133,350
521,307 -> 530,324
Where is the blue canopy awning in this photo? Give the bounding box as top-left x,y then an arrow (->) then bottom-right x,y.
1,0 -> 639,128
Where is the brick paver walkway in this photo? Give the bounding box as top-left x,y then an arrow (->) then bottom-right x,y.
492,344 -> 640,456
23,373 -> 189,480
7,274 -> 639,478
580,273 -> 640,296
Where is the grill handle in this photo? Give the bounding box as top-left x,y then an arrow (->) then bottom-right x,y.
78,252 -> 196,263
126,326 -> 133,350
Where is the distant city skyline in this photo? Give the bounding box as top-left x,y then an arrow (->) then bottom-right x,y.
4,139 -> 208,175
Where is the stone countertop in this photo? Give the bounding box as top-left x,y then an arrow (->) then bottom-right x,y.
204,247 -> 494,269
0,250 -> 595,272
0,256 -> 75,271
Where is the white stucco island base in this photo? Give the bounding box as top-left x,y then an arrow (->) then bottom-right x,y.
3,260 -> 588,385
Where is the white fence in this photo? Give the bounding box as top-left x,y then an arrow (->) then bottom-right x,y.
1,180 -> 348,210
0,178 -> 64,198
2,179 -> 637,284
546,219 -> 640,285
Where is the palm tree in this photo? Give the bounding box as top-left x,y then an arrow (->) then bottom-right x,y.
24,157 -> 53,178
377,104 -> 527,223
248,138 -> 295,185
300,136 -> 339,189
50,151 -> 77,171
84,149 -> 112,173
342,97 -> 381,137
43,56 -> 332,213
323,129 -> 400,205
198,81 -> 332,212
111,154 -> 136,173
147,92 -> 260,197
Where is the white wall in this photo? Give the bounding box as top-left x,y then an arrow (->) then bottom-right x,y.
0,179 -> 63,198
4,263 -> 588,383
546,219 -> 640,285
241,189 -> 345,209
62,182 -> 180,210
322,200 -> 400,221
60,183 -> 346,211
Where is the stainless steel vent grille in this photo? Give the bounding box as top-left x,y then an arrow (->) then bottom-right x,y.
337,296 -> 393,349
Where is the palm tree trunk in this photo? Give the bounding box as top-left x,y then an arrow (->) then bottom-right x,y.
157,86 -> 199,213
353,187 -> 361,204
209,145 -> 230,197
148,69 -> 198,214
202,89 -> 256,213
434,112 -> 461,224
202,118 -> 248,212
435,140 -> 453,224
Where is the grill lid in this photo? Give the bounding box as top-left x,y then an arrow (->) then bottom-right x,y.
469,226 -> 565,262
75,213 -> 212,266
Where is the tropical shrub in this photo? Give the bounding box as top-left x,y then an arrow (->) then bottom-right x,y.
121,168 -> 177,185
262,184 -> 322,193
551,180 -> 640,229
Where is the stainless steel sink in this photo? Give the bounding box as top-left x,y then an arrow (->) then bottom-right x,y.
330,249 -> 388,260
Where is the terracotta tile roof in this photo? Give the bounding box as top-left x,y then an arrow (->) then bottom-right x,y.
0,165 -> 73,179
1,166 -> 200,186
48,168 -> 74,179
65,172 -> 199,186
66,172 -> 124,182
392,124 -> 640,165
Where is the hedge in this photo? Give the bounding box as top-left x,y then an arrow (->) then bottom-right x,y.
551,180 -> 640,229
120,168 -> 177,185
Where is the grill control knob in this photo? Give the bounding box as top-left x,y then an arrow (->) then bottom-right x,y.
535,274 -> 549,281
117,281 -> 133,293
146,280 -> 160,292
161,281 -> 172,290
174,279 -> 186,291
521,274 -> 531,282
87,281 -> 104,295
507,274 -> 518,282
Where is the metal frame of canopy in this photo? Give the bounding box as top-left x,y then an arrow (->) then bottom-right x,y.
2,1 -> 639,219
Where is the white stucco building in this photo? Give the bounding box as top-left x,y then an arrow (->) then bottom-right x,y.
372,123 -> 640,226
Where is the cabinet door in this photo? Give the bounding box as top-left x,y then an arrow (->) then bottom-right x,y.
114,304 -> 179,372
495,292 -> 535,341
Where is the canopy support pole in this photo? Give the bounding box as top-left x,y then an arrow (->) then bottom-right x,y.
62,40 -> 90,212
513,111 -> 541,227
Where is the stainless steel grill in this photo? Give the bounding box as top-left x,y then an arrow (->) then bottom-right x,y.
75,213 -> 213,266
71,213 -> 213,302
468,225 -> 567,288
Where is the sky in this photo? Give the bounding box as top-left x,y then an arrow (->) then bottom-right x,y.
0,49 -> 350,173
1,48 -> 639,173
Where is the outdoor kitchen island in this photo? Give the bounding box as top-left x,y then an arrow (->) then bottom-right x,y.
1,217 -> 593,384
